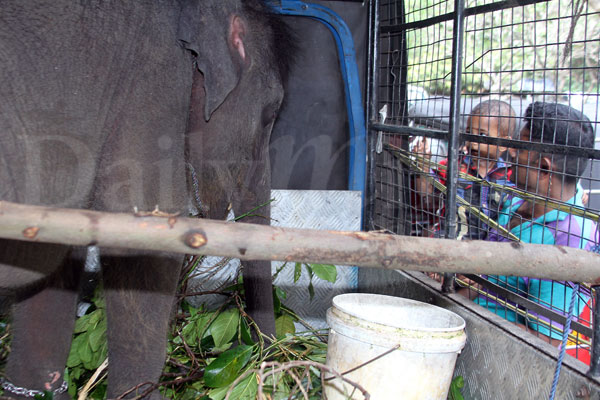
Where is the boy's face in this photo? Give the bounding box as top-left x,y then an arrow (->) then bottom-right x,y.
465,115 -> 507,160
508,126 -> 544,193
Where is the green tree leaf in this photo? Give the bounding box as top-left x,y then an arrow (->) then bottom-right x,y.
33,390 -> 53,400
182,318 -> 199,345
275,314 -> 296,338
210,309 -> 239,348
449,376 -> 465,400
294,262 -> 302,283
204,345 -> 253,388
88,309 -> 102,327
273,288 -> 282,315
211,342 -> 233,354
208,373 -> 257,400
239,317 -> 254,346
197,312 -> 216,338
310,264 -> 337,283
73,313 -> 91,334
228,373 -> 258,400
66,334 -> 86,367
308,281 -> 315,301
208,385 -> 229,400
88,320 -> 106,352
78,339 -> 94,369
275,287 -> 287,300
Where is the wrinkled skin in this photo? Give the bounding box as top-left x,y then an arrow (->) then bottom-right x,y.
0,0 -> 288,398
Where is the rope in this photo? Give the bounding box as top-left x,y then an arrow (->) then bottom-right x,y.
549,283 -> 580,400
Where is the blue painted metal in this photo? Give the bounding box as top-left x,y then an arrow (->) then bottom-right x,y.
269,0 -> 367,198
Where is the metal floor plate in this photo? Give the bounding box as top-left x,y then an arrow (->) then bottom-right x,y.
271,190 -> 361,331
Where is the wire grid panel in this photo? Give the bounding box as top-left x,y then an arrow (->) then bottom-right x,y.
270,190 -> 361,331
372,0 -> 599,365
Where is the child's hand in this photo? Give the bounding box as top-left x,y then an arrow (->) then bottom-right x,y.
582,191 -> 589,206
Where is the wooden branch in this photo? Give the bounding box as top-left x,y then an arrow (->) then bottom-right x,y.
0,201 -> 599,283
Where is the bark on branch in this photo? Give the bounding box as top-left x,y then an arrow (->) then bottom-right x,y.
0,200 -> 598,283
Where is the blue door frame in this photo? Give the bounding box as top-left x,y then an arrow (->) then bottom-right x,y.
269,0 -> 367,202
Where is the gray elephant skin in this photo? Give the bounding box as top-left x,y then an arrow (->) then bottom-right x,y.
0,0 -> 293,398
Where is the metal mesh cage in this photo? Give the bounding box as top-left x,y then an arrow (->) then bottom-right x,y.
369,0 -> 600,364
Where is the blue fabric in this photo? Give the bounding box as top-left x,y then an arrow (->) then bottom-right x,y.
479,189 -> 597,339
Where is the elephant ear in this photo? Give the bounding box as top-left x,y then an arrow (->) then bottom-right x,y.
178,0 -> 247,121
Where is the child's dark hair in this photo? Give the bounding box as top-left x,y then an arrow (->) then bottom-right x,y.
523,101 -> 595,183
470,100 -> 517,138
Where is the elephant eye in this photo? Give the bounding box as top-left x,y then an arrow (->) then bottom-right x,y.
261,103 -> 280,128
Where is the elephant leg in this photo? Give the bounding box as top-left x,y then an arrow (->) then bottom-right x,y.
2,246 -> 85,400
101,252 -> 183,399
236,174 -> 276,338
242,260 -> 276,338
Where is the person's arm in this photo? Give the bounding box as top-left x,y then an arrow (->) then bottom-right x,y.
412,137 -> 441,211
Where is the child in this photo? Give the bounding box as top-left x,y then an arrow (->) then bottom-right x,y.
414,99 -> 517,239
479,102 -> 598,344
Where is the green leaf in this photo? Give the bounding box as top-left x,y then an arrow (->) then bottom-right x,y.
310,263 -> 337,283
196,312 -> 216,339
33,390 -> 53,400
88,309 -> 102,327
449,376 -> 465,400
181,318 -> 198,345
73,313 -> 91,334
228,373 -> 257,400
204,345 -> 254,388
211,342 -> 233,354
66,334 -> 86,367
88,320 -> 106,352
210,309 -> 239,348
275,314 -> 296,338
208,374 -> 257,400
98,343 -> 108,366
90,383 -> 107,400
80,343 -> 95,369
308,281 -> 315,301
275,287 -> 287,300
272,288 -> 282,315
294,262 -> 302,283
208,385 -> 229,400
92,288 -> 105,309
305,264 -> 313,279
239,317 -> 254,346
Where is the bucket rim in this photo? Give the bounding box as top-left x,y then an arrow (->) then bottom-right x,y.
332,293 -> 466,333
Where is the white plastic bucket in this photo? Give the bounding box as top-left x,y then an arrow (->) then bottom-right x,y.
324,293 -> 467,400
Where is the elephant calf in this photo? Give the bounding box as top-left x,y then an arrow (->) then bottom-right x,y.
0,0 -> 293,398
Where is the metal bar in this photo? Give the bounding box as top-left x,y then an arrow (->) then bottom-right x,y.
588,288 -> 600,378
441,0 -> 466,293
365,0 -> 380,231
271,0 -> 367,199
370,123 -> 451,140
397,0 -> 412,236
466,274 -> 593,338
369,123 -> 600,159
381,0 -> 550,33
397,0 -> 409,127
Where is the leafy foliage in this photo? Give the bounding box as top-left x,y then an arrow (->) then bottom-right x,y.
283,262 -> 337,301
65,288 -> 108,399
53,278 -> 326,399
405,0 -> 599,96
160,287 -> 327,400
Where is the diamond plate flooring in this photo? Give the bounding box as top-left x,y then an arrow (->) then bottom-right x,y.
270,190 -> 362,330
